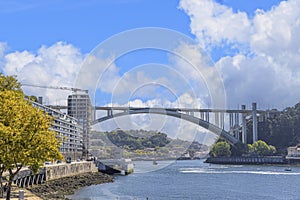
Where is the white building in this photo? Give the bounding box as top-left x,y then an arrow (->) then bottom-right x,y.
287,145 -> 300,157
32,101 -> 83,159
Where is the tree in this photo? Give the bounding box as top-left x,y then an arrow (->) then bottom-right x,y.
0,74 -> 22,93
0,76 -> 63,199
248,140 -> 276,156
0,74 -> 23,198
210,141 -> 231,157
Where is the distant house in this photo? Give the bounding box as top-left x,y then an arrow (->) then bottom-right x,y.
287,145 -> 300,157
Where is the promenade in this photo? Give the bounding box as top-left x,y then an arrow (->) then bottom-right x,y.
0,185 -> 41,200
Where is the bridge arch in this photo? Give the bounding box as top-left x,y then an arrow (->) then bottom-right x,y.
92,108 -> 240,145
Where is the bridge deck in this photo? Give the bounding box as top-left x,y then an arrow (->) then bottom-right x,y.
95,106 -> 267,113
46,105 -> 277,114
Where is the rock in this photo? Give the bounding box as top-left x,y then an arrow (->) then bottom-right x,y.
28,172 -> 113,200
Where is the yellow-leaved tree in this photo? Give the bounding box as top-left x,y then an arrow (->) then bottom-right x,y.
0,74 -> 63,199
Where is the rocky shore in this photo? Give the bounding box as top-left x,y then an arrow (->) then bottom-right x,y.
28,172 -> 114,200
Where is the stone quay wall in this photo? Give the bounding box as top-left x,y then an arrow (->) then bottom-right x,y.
205,156 -> 287,165
45,161 -> 98,181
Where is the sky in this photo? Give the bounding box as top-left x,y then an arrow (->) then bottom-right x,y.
0,0 -> 299,144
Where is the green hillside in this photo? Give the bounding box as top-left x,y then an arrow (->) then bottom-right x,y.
90,129 -> 209,159
248,102 -> 300,154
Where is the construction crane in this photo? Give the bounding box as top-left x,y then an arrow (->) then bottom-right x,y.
21,83 -> 88,93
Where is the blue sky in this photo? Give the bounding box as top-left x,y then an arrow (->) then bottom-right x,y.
0,0 -> 297,107
2,0 -> 299,143
0,0 -> 282,54
0,0 -> 191,53
0,0 -> 285,80
0,0 -> 298,110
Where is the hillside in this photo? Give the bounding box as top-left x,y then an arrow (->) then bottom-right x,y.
90,129 -> 209,160
247,102 -> 300,154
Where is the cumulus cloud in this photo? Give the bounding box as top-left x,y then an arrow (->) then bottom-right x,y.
179,0 -> 251,48
180,0 -> 300,108
0,42 -> 8,69
0,42 -> 7,58
2,42 -> 83,105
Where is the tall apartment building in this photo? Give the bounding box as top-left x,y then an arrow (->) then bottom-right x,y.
32,101 -> 83,159
67,93 -> 93,157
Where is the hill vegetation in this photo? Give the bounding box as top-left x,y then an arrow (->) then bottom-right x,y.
106,129 -> 170,150
247,102 -> 300,154
90,129 -> 209,160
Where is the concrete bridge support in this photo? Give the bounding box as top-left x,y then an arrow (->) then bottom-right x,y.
241,105 -> 247,144
205,112 -> 209,122
252,103 -> 258,143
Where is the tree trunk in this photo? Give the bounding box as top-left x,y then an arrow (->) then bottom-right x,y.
6,167 -> 20,200
0,170 -> 4,198
0,182 -> 3,198
5,179 -> 12,200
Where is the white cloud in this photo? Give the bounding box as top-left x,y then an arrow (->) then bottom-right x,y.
180,0 -> 300,108
75,53 -> 121,94
0,42 -> 7,58
4,51 -> 35,75
179,0 -> 251,48
0,42 -> 8,69
170,42 -> 227,109
2,42 -> 83,105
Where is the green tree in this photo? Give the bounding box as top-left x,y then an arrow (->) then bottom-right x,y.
0,75 -> 63,199
210,141 -> 231,157
248,140 -> 276,156
25,95 -> 38,103
247,144 -> 254,154
269,145 -> 276,155
0,74 -> 22,93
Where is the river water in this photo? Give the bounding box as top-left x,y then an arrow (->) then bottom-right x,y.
70,160 -> 300,200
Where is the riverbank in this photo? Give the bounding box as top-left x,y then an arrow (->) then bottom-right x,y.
204,156 -> 296,165
0,185 -> 42,200
28,172 -> 113,200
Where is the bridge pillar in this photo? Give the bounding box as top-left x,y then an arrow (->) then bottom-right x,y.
107,109 -> 113,116
234,112 -> 240,140
200,112 -> 204,120
229,113 -> 233,129
205,112 -> 209,122
252,103 -> 258,143
220,112 -> 224,129
241,105 -> 247,144
215,112 -> 219,127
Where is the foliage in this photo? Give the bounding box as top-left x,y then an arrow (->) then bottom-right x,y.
0,75 -> 63,199
209,141 -> 231,157
247,102 -> 300,154
25,95 -> 38,103
247,140 -> 276,156
106,130 -> 170,151
0,74 -> 22,93
90,130 -> 208,159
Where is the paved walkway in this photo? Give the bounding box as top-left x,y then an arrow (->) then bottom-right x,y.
0,185 -> 41,200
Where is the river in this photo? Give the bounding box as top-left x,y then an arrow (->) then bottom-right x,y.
70,160 -> 300,200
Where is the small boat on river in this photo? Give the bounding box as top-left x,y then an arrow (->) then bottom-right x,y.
284,167 -> 292,171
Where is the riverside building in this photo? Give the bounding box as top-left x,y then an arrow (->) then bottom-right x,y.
32,101 -> 83,159
67,92 -> 93,158
287,145 -> 300,157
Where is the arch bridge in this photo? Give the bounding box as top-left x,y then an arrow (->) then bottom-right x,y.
92,103 -> 269,145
